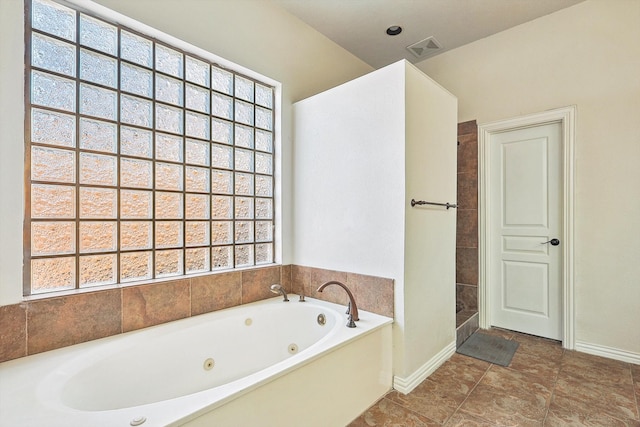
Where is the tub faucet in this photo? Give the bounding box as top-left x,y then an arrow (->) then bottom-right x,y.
269,284 -> 289,302
316,281 -> 359,328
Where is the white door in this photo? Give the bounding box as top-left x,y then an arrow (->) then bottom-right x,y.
489,122 -> 562,340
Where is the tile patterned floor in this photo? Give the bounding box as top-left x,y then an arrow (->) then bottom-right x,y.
350,328 -> 640,426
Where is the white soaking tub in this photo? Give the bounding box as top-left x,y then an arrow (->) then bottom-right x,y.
0,296 -> 393,426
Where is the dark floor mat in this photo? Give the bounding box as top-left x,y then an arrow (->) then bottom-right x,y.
456,332 -> 519,366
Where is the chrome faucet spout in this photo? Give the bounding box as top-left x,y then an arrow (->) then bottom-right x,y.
269,284 -> 289,302
316,281 -> 359,326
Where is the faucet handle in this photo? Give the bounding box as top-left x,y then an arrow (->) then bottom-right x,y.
345,300 -> 351,315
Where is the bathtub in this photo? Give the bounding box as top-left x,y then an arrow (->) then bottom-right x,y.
0,295 -> 392,426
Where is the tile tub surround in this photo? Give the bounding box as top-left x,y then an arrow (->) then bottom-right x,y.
350,328 -> 640,426
0,264 -> 393,363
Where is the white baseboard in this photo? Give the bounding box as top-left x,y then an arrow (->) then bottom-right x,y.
574,341 -> 640,365
393,340 -> 456,394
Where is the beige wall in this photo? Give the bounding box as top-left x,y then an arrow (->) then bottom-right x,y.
418,0 -> 640,356
0,0 -> 372,305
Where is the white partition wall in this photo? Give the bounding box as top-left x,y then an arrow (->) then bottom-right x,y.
293,60 -> 457,388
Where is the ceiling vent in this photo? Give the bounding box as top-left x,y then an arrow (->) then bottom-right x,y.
406,36 -> 442,59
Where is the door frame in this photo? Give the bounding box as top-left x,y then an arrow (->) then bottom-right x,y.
478,106 -> 576,349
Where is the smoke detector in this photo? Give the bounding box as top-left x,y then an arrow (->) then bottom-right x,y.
406,36 -> 442,59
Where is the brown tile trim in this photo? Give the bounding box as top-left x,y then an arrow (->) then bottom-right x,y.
0,303 -> 27,363
293,265 -> 394,318
1,264 -> 396,362
122,279 -> 191,332
458,120 -> 478,136
27,289 -> 122,355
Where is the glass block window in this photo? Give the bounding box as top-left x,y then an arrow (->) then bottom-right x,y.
25,0 -> 275,295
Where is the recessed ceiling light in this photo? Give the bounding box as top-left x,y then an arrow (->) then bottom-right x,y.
386,26 -> 402,36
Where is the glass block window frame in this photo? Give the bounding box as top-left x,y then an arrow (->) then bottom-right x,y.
24,0 -> 276,295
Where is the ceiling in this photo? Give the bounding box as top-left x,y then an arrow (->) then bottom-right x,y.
271,0 -> 585,69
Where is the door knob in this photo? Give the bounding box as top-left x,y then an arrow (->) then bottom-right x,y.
541,238 -> 560,246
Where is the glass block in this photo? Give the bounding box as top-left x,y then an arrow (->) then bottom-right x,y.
211,143 -> 233,169
79,254 -> 117,288
31,257 -> 75,294
235,100 -> 254,126
156,74 -> 183,106
31,146 -> 75,183
255,198 -> 273,220
120,158 -> 152,189
121,94 -> 153,128
256,107 -> 273,131
255,243 -> 273,265
211,246 -> 232,270
211,195 -> 232,219
211,93 -> 233,120
31,70 -> 75,112
80,118 -> 117,153
155,221 -> 183,248
79,221 -> 117,253
211,170 -> 233,194
186,139 -> 210,166
186,247 -> 210,274
155,249 -> 183,278
185,221 -> 210,247
120,221 -> 152,250
235,76 -> 254,102
31,221 -> 75,256
121,190 -> 152,219
121,30 -> 152,68
185,84 -> 210,113
155,162 -> 183,191
121,63 -> 153,98
185,194 -> 210,219
155,45 -> 183,78
80,49 -> 117,88
235,244 -> 254,268
32,0 -> 76,42
79,187 -> 117,218
235,148 -> 254,172
235,125 -> 254,149
234,197 -> 253,219
211,118 -> 233,144
80,83 -> 117,120
80,153 -> 117,186
120,251 -> 152,283
32,33 -> 76,77
211,67 -> 233,95
185,111 -> 210,140
31,108 -> 75,148
155,192 -> 183,219
255,84 -> 273,109
186,166 -> 210,193
235,172 -> 254,196
255,152 -> 273,175
255,129 -> 273,153
185,56 -> 210,87
235,221 -> 253,244
255,175 -> 273,197
121,127 -> 152,158
156,104 -> 184,135
31,184 -> 75,219
256,221 -> 273,242
155,133 -> 183,162
79,14 -> 117,56
211,221 -> 232,245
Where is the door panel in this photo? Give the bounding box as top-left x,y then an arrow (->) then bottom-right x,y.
490,122 -> 562,340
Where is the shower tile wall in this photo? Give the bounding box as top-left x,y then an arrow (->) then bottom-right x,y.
457,121 -> 478,318
0,263 -> 392,363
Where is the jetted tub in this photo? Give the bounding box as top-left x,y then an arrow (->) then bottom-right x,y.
0,295 -> 393,426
